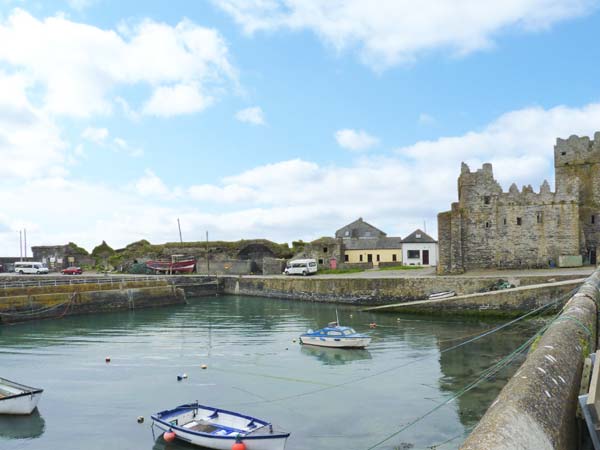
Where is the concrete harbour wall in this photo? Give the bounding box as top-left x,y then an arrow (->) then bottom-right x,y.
460,269 -> 600,450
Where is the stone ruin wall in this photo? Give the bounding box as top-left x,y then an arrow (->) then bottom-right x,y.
554,132 -> 600,259
438,161 -> 580,273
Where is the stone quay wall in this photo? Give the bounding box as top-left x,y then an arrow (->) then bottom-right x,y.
460,268 -> 600,450
219,274 -> 585,306
0,282 -> 185,324
365,279 -> 583,317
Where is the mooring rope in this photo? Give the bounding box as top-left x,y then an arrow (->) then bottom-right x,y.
232,287 -> 576,407
364,313 -> 560,450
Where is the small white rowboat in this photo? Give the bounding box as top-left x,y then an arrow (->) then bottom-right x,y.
151,402 -> 290,450
0,377 -> 43,415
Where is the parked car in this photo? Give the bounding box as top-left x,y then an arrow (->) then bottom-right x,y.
61,266 -> 83,275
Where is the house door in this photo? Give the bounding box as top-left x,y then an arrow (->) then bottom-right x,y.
591,249 -> 597,265
367,254 -> 373,263
422,250 -> 430,265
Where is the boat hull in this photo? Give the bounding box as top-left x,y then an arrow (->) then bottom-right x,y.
153,420 -> 288,450
299,336 -> 371,348
151,403 -> 289,450
146,260 -> 195,274
0,378 -> 43,415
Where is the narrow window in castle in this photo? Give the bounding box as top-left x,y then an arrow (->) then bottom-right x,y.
561,151 -> 566,156
483,196 -> 490,205
516,217 -> 522,226
537,212 -> 543,224
485,222 -> 491,228
503,218 -> 507,225
592,215 -> 596,225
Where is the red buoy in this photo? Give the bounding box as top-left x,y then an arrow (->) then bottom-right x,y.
231,436 -> 246,450
163,430 -> 176,442
369,323 -> 377,328
105,356 -> 111,363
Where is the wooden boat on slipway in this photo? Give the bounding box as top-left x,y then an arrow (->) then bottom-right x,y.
0,377 -> 43,415
151,402 -> 290,450
146,255 -> 196,274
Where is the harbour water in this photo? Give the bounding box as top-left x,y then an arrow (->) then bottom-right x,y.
0,295 -> 544,450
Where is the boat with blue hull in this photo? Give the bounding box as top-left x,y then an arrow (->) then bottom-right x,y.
151,402 -> 290,450
299,322 -> 371,348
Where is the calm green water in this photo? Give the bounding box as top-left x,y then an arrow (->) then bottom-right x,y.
0,295 -> 543,450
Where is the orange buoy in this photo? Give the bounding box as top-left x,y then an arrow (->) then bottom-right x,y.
163,430 -> 176,442
369,323 -> 377,328
232,435 -> 246,450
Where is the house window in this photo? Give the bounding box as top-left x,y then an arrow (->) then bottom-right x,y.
516,217 -> 522,226
376,254 -> 380,262
344,254 -> 349,262
537,212 -> 543,224
407,250 -> 420,259
484,196 -> 490,205
359,255 -> 363,262
392,254 -> 397,262
344,230 -> 349,236
592,215 -> 596,224
416,233 -> 421,238
318,259 -> 324,265
364,231 -> 371,237
323,247 -> 328,253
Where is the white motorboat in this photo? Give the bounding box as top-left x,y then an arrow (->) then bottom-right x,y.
299,312 -> 371,350
0,377 -> 43,415
151,402 -> 290,450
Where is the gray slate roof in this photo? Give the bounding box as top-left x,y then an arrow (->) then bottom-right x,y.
344,237 -> 403,250
335,217 -> 387,239
402,229 -> 437,244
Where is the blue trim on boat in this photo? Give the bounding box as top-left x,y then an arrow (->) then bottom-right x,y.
151,402 -> 290,441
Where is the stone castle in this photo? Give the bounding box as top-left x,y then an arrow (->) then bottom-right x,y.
437,132 -> 600,274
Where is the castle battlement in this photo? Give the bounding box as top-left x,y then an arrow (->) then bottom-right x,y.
555,132 -> 600,167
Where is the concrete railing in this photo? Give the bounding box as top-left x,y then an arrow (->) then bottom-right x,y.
461,268 -> 600,450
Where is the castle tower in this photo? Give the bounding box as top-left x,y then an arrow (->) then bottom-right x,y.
554,132 -> 600,263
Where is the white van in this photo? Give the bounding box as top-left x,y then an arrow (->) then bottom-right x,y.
284,259 -> 318,276
14,262 -> 49,275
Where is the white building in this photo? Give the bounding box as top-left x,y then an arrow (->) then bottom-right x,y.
401,229 -> 438,266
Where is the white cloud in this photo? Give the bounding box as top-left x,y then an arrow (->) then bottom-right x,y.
235,106 -> 266,125
81,127 -> 108,144
0,71 -> 67,180
134,169 -> 172,198
3,101 -> 600,253
214,0 -> 596,69
143,83 -> 213,117
335,128 -> 379,151
0,9 -> 236,117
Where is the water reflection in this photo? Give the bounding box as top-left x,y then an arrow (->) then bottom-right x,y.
0,409 -> 45,439
300,344 -> 372,365
0,295 -> 544,450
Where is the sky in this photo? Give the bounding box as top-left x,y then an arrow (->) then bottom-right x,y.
2,0 -> 600,255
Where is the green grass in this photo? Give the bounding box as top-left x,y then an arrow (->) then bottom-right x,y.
378,265 -> 427,271
317,268 -> 366,275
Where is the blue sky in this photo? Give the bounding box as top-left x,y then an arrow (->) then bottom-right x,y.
1,0 -> 600,254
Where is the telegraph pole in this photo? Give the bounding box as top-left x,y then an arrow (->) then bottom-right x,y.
177,218 -> 183,243
19,230 -> 22,261
24,229 -> 27,258
206,231 -> 210,275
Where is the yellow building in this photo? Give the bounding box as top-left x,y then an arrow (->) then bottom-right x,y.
336,218 -> 403,267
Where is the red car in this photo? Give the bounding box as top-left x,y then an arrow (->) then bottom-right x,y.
61,266 -> 83,275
